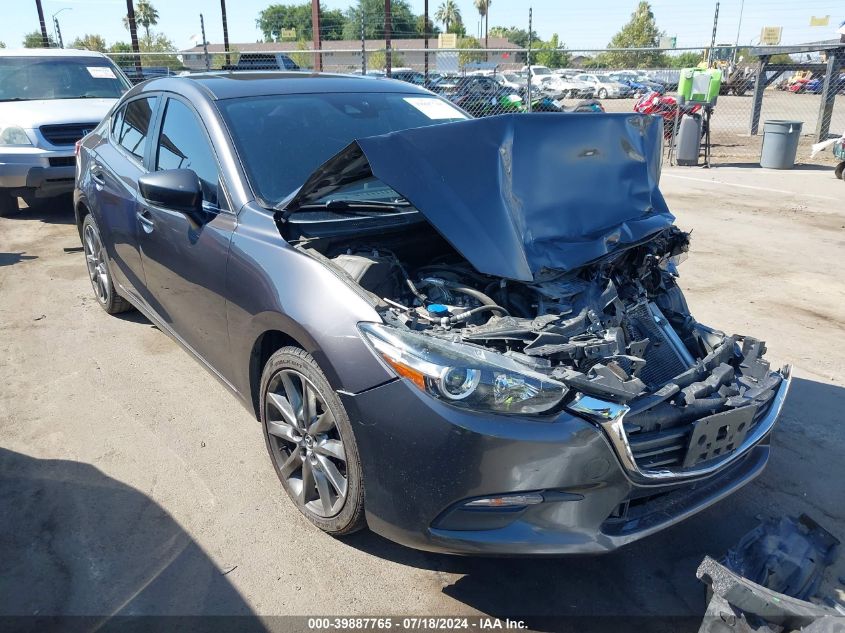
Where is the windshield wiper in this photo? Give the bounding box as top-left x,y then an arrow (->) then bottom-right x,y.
296,198 -> 411,213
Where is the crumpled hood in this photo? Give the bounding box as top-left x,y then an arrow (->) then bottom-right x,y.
0,98 -> 115,129
287,113 -> 674,281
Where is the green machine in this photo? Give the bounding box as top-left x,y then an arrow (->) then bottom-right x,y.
677,67 -> 722,105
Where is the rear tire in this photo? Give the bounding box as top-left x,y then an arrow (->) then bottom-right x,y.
260,347 -> 366,536
835,162 -> 845,180
0,190 -> 18,217
81,214 -> 134,314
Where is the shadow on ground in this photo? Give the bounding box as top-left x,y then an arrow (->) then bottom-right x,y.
0,252 -> 37,267
711,162 -> 836,171
343,377 -> 845,630
3,195 -> 75,225
0,448 -> 267,632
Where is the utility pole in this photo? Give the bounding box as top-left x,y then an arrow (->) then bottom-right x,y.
200,13 -> 210,72
311,0 -> 322,71
53,17 -> 63,48
707,1 -> 720,66
424,0 -> 429,81
125,0 -> 143,78
733,0 -> 745,63
526,7 -> 532,112
35,0 -> 50,47
384,0 -> 392,76
361,11 -> 366,74
220,0 -> 231,67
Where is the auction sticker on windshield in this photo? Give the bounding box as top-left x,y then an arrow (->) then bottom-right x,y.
87,66 -> 116,79
403,97 -> 467,120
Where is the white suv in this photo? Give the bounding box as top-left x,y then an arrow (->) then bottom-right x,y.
0,48 -> 131,215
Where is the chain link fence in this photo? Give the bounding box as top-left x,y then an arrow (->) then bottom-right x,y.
105,44 -> 845,165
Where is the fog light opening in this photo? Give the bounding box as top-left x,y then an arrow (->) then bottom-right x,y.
463,493 -> 544,508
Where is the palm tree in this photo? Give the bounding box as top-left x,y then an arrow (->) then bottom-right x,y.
122,0 -> 159,42
473,0 -> 491,54
435,0 -> 461,34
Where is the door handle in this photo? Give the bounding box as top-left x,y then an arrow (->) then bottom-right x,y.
137,208 -> 155,233
89,163 -> 106,186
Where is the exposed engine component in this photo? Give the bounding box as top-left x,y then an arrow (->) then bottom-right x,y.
312,224 -> 780,471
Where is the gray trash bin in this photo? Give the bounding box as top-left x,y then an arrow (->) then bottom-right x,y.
760,120 -> 803,169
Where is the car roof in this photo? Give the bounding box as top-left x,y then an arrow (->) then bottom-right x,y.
0,48 -> 109,59
134,71 -> 435,100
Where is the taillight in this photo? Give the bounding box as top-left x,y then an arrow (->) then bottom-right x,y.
75,140 -> 82,157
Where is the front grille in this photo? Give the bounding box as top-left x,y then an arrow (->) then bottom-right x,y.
626,391 -> 776,470
48,156 -> 76,167
624,302 -> 692,389
40,123 -> 98,147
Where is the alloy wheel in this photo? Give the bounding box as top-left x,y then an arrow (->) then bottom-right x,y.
265,369 -> 348,518
83,223 -> 110,305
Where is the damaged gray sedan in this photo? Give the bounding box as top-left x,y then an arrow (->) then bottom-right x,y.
74,73 -> 790,555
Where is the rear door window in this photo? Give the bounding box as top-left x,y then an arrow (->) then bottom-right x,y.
114,97 -> 157,163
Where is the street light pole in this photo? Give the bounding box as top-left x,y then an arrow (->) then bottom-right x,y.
51,8 -> 71,49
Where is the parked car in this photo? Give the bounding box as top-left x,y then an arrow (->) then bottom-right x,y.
0,48 -> 131,215
427,74 -> 461,97
390,69 -> 426,86
75,72 -> 790,555
573,73 -> 632,98
608,71 -> 665,95
222,52 -> 300,71
445,75 -> 525,116
493,72 -> 528,95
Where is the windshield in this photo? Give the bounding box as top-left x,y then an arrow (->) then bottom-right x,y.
532,67 -> 551,75
0,57 -> 129,101
218,92 -> 468,206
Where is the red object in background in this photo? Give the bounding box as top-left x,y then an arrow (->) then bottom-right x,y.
634,91 -> 702,140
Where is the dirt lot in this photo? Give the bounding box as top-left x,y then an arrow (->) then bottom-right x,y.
1,164 -> 844,629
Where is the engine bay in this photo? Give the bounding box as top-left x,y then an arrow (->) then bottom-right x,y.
301,222 -> 782,467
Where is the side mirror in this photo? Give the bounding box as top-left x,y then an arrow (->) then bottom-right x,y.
138,169 -> 204,223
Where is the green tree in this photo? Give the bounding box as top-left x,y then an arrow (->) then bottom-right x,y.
368,48 -> 406,69
488,26 -> 537,48
415,15 -> 440,38
342,0 -> 419,39
23,31 -> 56,48
667,51 -> 703,68
534,34 -> 571,68
108,41 -> 135,68
123,1 -> 160,41
70,34 -> 107,52
434,0 -> 461,34
457,36 -> 483,67
258,3 -> 345,42
605,1 -> 667,68
289,39 -> 313,68
473,0 -> 490,47
139,34 -> 182,70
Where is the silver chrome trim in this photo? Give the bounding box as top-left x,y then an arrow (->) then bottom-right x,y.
568,365 -> 792,484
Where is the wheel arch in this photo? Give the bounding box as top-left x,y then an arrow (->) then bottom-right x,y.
74,198 -> 90,241
247,323 -> 342,421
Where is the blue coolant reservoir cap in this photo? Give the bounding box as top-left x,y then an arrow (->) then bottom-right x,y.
427,304 -> 450,318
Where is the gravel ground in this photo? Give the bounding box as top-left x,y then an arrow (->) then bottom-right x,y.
1,164 -> 844,630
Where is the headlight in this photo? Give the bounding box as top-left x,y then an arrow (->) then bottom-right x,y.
0,126 -> 32,146
359,322 -> 567,415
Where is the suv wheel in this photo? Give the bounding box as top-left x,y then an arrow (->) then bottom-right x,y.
81,214 -> 133,314
260,347 -> 365,535
835,162 -> 844,180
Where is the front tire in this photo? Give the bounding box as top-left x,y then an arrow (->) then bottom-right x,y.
260,347 -> 366,536
835,162 -> 845,180
81,214 -> 133,314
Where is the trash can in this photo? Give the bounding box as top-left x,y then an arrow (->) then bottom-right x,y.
675,113 -> 703,166
760,120 -> 803,169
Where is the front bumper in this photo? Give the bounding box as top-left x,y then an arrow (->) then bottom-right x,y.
0,147 -> 76,197
340,371 -> 787,555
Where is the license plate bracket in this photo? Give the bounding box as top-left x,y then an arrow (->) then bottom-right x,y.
682,406 -> 757,468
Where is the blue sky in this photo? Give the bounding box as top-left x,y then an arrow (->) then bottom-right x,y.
1,0 -> 842,51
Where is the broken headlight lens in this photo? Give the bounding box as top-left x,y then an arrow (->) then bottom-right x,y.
359,322 -> 567,415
